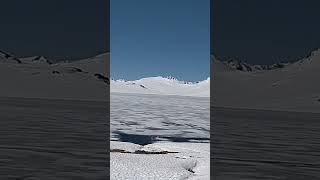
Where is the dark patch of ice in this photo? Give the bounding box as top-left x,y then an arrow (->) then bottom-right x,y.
115,132 -> 210,145
115,132 -> 156,145
110,149 -> 178,154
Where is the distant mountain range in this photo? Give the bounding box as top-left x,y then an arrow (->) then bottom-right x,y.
0,50 -> 209,99
212,48 -> 320,112
3,47 -> 320,103
111,76 -> 209,97
212,48 -> 320,73
0,50 -> 109,100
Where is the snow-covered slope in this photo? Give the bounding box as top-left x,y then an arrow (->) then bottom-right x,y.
57,53 -> 109,75
0,50 -> 208,99
0,51 -> 109,101
212,48 -> 320,112
111,76 -> 210,97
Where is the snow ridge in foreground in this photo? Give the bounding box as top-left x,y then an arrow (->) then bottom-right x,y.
110,141 -> 209,180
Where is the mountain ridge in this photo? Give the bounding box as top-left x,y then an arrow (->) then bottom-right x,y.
0,51 -> 209,98
212,48 -> 320,72
111,76 -> 209,97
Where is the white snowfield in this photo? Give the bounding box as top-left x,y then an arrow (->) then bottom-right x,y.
110,93 -> 210,179
212,49 -> 320,113
110,93 -> 209,141
110,77 -> 210,97
110,141 -> 209,180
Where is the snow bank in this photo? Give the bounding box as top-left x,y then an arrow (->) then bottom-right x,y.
110,141 -> 209,180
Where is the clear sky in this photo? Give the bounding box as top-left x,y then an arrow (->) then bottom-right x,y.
0,0 -> 109,61
111,0 -> 210,82
211,0 -> 320,65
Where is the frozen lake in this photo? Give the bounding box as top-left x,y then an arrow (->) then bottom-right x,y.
0,97 -> 108,179
110,93 -> 210,179
0,94 -> 210,179
212,107 -> 320,180
110,93 -> 210,144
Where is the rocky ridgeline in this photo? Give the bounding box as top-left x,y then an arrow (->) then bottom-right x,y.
212,48 -> 320,72
221,58 -> 288,72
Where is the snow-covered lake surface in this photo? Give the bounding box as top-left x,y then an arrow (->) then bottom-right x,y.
110,93 -> 210,179
213,107 -> 320,179
0,97 -> 108,179
111,93 -> 210,142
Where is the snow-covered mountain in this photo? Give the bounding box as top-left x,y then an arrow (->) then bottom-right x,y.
215,58 -> 288,72
0,50 -> 109,100
0,50 -> 209,99
212,48 -> 320,112
213,49 -> 320,73
111,76 -> 209,97
20,56 -> 53,64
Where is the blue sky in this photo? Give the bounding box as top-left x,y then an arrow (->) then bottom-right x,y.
111,0 -> 210,82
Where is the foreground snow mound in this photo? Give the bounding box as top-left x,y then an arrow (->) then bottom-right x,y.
110,141 -> 209,180
111,76 -> 210,97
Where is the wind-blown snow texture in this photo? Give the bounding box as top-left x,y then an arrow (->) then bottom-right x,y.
111,93 -> 209,141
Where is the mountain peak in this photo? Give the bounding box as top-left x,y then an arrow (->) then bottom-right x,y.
32,56 -> 53,64
19,55 -> 53,65
165,76 -> 178,81
111,76 -> 209,97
